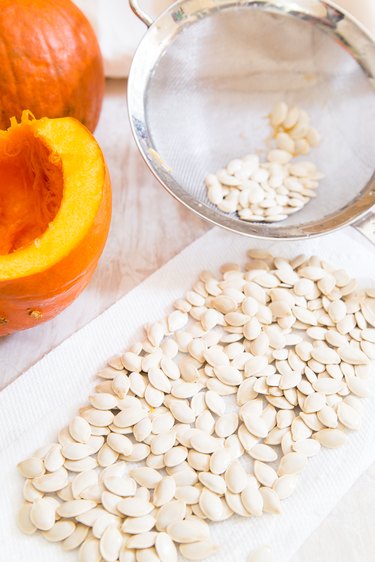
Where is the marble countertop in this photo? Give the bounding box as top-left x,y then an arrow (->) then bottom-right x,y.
1,79 -> 374,562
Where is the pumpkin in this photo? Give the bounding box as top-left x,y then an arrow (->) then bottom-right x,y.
0,0 -> 104,132
0,112 -> 111,336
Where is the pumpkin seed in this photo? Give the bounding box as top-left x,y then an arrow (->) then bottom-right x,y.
259,488 -> 282,514
130,467 -> 163,489
96,519 -> 122,544
33,467 -> 69,492
114,408 -> 147,428
62,523 -> 89,551
180,539 -> 219,560
249,444 -> 278,462
273,474 -> 298,499
117,497 -> 154,517
127,532 -> 157,549
247,545 -> 273,562
241,481 -> 263,516
156,500 -> 186,532
57,499 -> 96,518
30,498 -> 56,531
17,503 -> 37,535
17,457 -> 45,479
167,517 -> 209,543
79,538 -> 101,562
122,515 -> 156,534
313,429 -> 347,448
254,460 -> 278,487
155,532 -> 178,562
104,476 -> 137,497
278,452 -> 306,476
42,520 -> 76,542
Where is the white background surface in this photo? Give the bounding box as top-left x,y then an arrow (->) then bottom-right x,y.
0,82 -> 374,561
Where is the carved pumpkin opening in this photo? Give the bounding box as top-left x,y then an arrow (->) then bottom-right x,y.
0,113 -> 111,335
0,125 -> 64,255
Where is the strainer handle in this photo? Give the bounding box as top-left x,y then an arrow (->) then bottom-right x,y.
353,212 -> 375,246
129,0 -> 153,27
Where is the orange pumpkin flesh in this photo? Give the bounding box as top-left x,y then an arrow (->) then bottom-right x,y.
0,114 -> 111,335
0,0 -> 104,131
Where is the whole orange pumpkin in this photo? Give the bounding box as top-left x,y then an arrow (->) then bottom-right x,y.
0,0 -> 104,131
0,112 -> 111,336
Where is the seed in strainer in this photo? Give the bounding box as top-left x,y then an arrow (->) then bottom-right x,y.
205,102 -> 323,223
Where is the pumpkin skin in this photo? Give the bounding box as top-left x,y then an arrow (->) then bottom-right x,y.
0,0 -> 104,131
0,113 -> 111,336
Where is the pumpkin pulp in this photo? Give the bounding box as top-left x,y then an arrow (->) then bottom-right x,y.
0,124 -> 64,255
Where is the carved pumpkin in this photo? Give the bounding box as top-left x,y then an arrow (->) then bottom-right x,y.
0,112 -> 111,335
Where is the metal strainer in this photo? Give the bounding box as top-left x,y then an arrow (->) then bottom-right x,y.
128,0 -> 375,241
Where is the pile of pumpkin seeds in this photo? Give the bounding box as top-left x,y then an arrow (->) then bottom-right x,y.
17,249 -> 374,562
205,102 -> 323,222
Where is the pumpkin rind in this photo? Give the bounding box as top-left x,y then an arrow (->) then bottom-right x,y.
0,115 -> 111,336
0,0 -> 104,131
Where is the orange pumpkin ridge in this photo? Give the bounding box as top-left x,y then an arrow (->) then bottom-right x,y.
0,113 -> 112,336
0,0 -> 104,131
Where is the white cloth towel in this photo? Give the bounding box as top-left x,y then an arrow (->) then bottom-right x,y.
1,226 -> 375,561
73,0 -> 375,77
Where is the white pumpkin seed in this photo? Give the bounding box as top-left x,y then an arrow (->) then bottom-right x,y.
127,532 -> 157,549
292,439 -> 321,457
17,457 -> 45,479
338,345 -> 369,365
92,514 -> 121,539
180,539 -> 219,562
106,433 -> 133,455
42,520 -> 76,542
62,523 -> 89,551
337,402 -> 361,429
254,460 -> 278,487
241,481 -> 263,516
122,514 -> 156,534
273,474 -> 298,499
153,476 -> 176,507
130,467 -> 162,489
156,500 -> 186,532
30,498 -> 56,531
33,467 -> 69,492
57,499 -> 96,518
259,488 -> 282,514
167,517 -> 209,543
277,452 -> 307,476
249,444 -> 278,463
247,545 -> 273,562
17,503 -> 37,535
190,430 -> 222,454
345,375 -> 369,397
79,538 -> 101,562
313,429 -> 347,448
117,497 -> 154,517
155,532 -> 178,562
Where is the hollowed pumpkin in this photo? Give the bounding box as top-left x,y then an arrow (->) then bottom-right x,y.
0,0 -> 104,131
0,113 -> 111,336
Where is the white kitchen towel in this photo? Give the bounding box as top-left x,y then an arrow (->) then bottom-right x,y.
73,0 -> 375,77
0,225 -> 375,562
